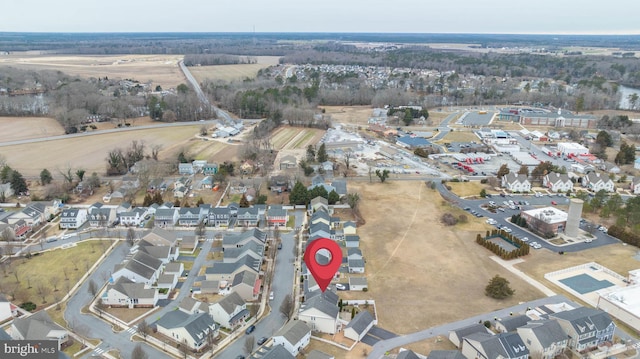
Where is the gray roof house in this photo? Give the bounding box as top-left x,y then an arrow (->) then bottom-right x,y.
449,323 -> 490,348
331,179 -> 347,196
495,314 -> 531,333
306,350 -> 335,359
344,310 -> 375,342
272,320 -> 312,356
142,227 -> 178,247
461,332 -> 529,359
223,241 -> 264,263
397,350 -> 421,359
549,307 -> 615,351
208,292 -> 249,329
205,256 -> 260,281
102,277 -> 158,308
256,345 -> 296,359
222,228 -> 266,249
517,319 -> 568,359
427,350 -> 466,359
11,311 -> 69,350
298,289 -> 340,334
155,311 -> 218,351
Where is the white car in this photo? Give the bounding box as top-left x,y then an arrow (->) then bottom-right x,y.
335,283 -> 346,291
503,228 -> 512,233
584,238 -> 593,243
521,237 -> 529,242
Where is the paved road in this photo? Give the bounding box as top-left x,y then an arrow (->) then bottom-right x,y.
213,230 -> 297,358
432,112 -> 460,142
178,60 -> 234,124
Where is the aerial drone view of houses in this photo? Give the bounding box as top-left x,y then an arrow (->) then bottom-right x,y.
2,35 -> 640,359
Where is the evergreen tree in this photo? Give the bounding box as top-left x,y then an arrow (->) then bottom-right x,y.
152,191 -> 164,205
10,170 -> 28,195
239,194 -> 250,208
497,164 -> 510,178
485,275 -> 515,299
327,190 -> 340,205
306,145 -> 316,162
316,143 -> 328,163
142,194 -> 153,207
289,181 -> 308,205
40,169 -> 53,185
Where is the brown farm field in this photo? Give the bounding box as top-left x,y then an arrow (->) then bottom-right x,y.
188,56 -> 281,82
0,124 -> 224,176
271,126 -> 325,150
341,181 -> 543,335
0,54 -> 186,89
0,117 -> 65,141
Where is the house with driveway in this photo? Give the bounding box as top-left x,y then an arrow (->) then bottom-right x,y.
155,311 -> 218,351
230,270 -> 260,301
543,173 -> 573,193
222,228 -> 267,249
449,323 -> 490,348
461,332 -> 529,359
112,251 -> 164,286
502,173 -> 531,193
208,207 -> 231,227
154,208 -> 178,227
630,178 -> 640,194
344,310 -> 375,342
236,207 -> 259,227
10,311 -> 69,350
59,208 -> 88,229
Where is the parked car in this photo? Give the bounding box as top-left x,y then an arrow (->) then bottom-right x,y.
269,291 -> 274,301
245,325 -> 256,334
521,237 -> 529,242
551,201 -> 557,205
335,283 -> 346,290
503,228 -> 512,233
257,337 -> 268,345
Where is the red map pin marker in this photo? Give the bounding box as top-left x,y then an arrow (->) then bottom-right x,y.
304,237 -> 342,292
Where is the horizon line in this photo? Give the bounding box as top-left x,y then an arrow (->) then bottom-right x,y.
2,31 -> 640,36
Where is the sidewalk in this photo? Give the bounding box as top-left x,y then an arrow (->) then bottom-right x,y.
490,256 -> 556,297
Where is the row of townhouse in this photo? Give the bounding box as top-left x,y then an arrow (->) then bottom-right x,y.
502,172 -> 618,193
449,307 -> 616,359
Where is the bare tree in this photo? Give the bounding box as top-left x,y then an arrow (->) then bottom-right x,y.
88,279 -> 98,297
343,151 -> 352,177
244,336 -> 255,355
36,281 -> 52,303
95,300 -> 106,318
131,344 -> 149,359
151,144 -> 162,161
126,228 -> 136,246
194,219 -> 206,238
137,320 -> 150,340
62,267 -> 69,281
279,294 -> 294,319
50,276 -> 60,292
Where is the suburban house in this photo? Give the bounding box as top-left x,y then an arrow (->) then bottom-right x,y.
155,311 -> 218,351
279,155 -> 297,170
14,202 -> 48,226
345,235 -> 360,248
427,351 -> 466,359
266,205 -> 288,227
344,310 -> 375,342
209,207 -> 231,228
204,256 -> 260,281
154,208 -> 178,227
494,314 -> 530,333
298,290 -> 340,334
59,208 -> 88,229
310,210 -> 331,227
121,176 -> 140,189
119,207 -> 147,227
208,292 -> 249,329
517,319 -> 568,359
142,227 -> 178,247
230,270 -> 260,301
269,175 -> 291,193
348,258 -> 365,273
581,172 -> 615,193
543,173 -> 574,193
349,277 -> 368,291
178,207 -> 201,227
502,173 -> 531,193
549,307 -> 615,351
179,297 -> 208,315
272,320 -> 312,356
116,202 -> 133,214
309,222 -> 332,240
178,163 -> 195,175
397,350 -> 421,359
258,345 -> 296,359
180,235 -> 198,253
112,251 -> 164,286
203,163 -> 218,175
222,228 -> 267,249
223,241 -> 264,263
10,311 -> 69,350
343,221 -> 357,236
137,240 -> 178,264
88,206 -> 115,227
631,178 -> 640,195
0,183 -> 13,198
449,323 -> 490,348
164,262 -> 184,277
331,179 -> 347,197
0,294 -> 17,322
309,196 -> 330,214
461,332 -> 529,359
101,277 -> 158,308
306,350 -> 335,359
236,207 -> 259,227
347,248 -> 363,261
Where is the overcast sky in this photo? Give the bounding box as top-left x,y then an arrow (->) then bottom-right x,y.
2,0 -> 640,34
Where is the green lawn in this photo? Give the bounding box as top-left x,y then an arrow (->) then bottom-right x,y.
1,240 -> 113,311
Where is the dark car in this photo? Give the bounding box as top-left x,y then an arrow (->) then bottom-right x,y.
277,242 -> 282,250
257,337 -> 268,345
245,325 -> 255,334
235,356 -> 246,359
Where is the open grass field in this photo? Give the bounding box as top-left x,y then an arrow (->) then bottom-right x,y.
1,240 -> 112,310
0,124 -> 206,176
270,126 -> 325,150
0,54 -> 185,88
341,181 -> 542,334
447,181 -> 490,198
321,105 -> 452,129
0,117 -> 65,140
436,130 -> 480,143
188,56 -> 281,82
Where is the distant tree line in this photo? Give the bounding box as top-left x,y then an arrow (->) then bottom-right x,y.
184,54 -> 257,66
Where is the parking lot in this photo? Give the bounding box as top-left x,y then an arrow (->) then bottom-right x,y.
456,111 -> 495,126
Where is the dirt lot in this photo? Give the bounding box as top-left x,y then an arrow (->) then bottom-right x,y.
189,56 -> 281,82
0,54 -> 186,88
342,181 -> 542,334
321,106 -> 451,129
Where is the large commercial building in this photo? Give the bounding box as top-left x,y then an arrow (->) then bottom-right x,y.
557,142 -> 589,156
521,207 -> 567,236
519,110 -> 597,129
597,269 -> 640,333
